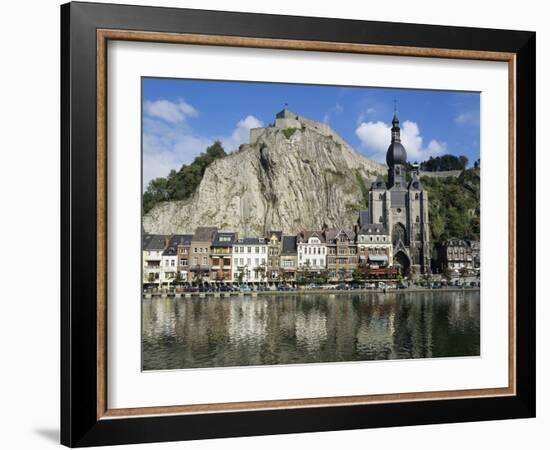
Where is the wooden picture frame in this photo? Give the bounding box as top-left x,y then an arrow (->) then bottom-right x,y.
61,1 -> 535,447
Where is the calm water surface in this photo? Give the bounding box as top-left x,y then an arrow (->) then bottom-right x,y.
142,291 -> 480,370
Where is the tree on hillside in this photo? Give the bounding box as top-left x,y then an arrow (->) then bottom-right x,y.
421,168 -> 480,250
143,141 -> 227,213
420,154 -> 468,172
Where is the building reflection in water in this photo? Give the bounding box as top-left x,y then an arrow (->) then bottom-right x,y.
142,291 -> 480,370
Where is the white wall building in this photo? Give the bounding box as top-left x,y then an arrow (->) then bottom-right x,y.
232,237 -> 268,283
160,235 -> 179,286
356,224 -> 393,267
142,234 -> 168,286
297,231 -> 327,271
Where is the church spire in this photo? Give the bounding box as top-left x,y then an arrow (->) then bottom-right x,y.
391,110 -> 401,143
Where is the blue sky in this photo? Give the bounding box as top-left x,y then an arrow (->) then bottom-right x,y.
142,77 -> 480,186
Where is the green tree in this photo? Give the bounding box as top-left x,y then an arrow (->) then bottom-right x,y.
143,141 -> 227,213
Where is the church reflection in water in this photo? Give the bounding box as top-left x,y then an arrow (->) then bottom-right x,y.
142,291 -> 480,370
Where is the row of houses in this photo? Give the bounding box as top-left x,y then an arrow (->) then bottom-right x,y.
437,238 -> 480,274
143,221 -> 394,286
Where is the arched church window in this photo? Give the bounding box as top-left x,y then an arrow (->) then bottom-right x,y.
396,167 -> 400,175
415,193 -> 419,200
392,223 -> 407,246
416,216 -> 420,223
379,193 -> 383,200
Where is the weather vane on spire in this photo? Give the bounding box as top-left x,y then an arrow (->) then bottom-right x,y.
393,97 -> 398,113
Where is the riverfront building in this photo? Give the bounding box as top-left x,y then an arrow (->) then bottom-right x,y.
297,231 -> 327,272
160,235 -> 180,285
325,228 -> 358,281
210,231 -> 237,282
266,231 -> 283,281
190,227 -> 218,283
232,237 -> 268,283
437,238 -> 480,274
280,235 -> 298,282
356,224 -> 393,268
142,234 -> 168,285
176,234 -> 193,282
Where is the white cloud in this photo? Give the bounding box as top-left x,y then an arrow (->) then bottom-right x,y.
142,114 -> 264,189
220,115 -> 263,151
455,110 -> 480,126
142,118 -> 212,188
143,98 -> 198,123
355,119 -> 447,163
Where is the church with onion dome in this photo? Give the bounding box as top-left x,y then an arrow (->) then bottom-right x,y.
363,111 -> 431,275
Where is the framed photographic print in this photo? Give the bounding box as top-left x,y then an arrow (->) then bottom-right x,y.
61,1 -> 536,447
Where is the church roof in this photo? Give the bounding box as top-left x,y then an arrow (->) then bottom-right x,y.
408,173 -> 423,190
325,228 -> 355,243
371,176 -> 387,190
386,141 -> 407,166
357,224 -> 388,235
386,111 -> 408,166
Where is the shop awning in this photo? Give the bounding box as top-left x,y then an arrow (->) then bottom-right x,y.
368,255 -> 388,262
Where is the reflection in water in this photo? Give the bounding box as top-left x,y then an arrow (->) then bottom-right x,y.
142,291 -> 480,370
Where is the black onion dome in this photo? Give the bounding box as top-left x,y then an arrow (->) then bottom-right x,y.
386,141 -> 407,166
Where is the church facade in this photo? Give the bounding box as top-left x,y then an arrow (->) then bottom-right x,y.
363,112 -> 431,275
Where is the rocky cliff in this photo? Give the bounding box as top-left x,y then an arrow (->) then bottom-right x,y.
143,110 -> 386,236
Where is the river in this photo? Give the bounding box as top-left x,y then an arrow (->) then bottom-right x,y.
142,291 -> 480,370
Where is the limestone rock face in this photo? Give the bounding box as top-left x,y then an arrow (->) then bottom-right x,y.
143,111 -> 385,236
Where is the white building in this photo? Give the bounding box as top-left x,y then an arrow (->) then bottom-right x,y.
297,231 -> 327,271
160,235 -> 179,286
232,237 -> 268,283
356,224 -> 393,267
142,234 -> 168,286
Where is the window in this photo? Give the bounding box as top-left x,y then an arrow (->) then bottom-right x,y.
247,247 -> 251,253
202,256 -> 208,265
234,247 -> 239,253
192,257 -> 198,265
379,193 -> 383,200
255,247 -> 259,253
240,258 -> 244,266
379,216 -> 383,223
255,258 -> 259,265
416,216 -> 420,223
262,258 -> 266,265
415,193 -> 419,200
247,258 -> 251,265
171,260 -> 175,266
